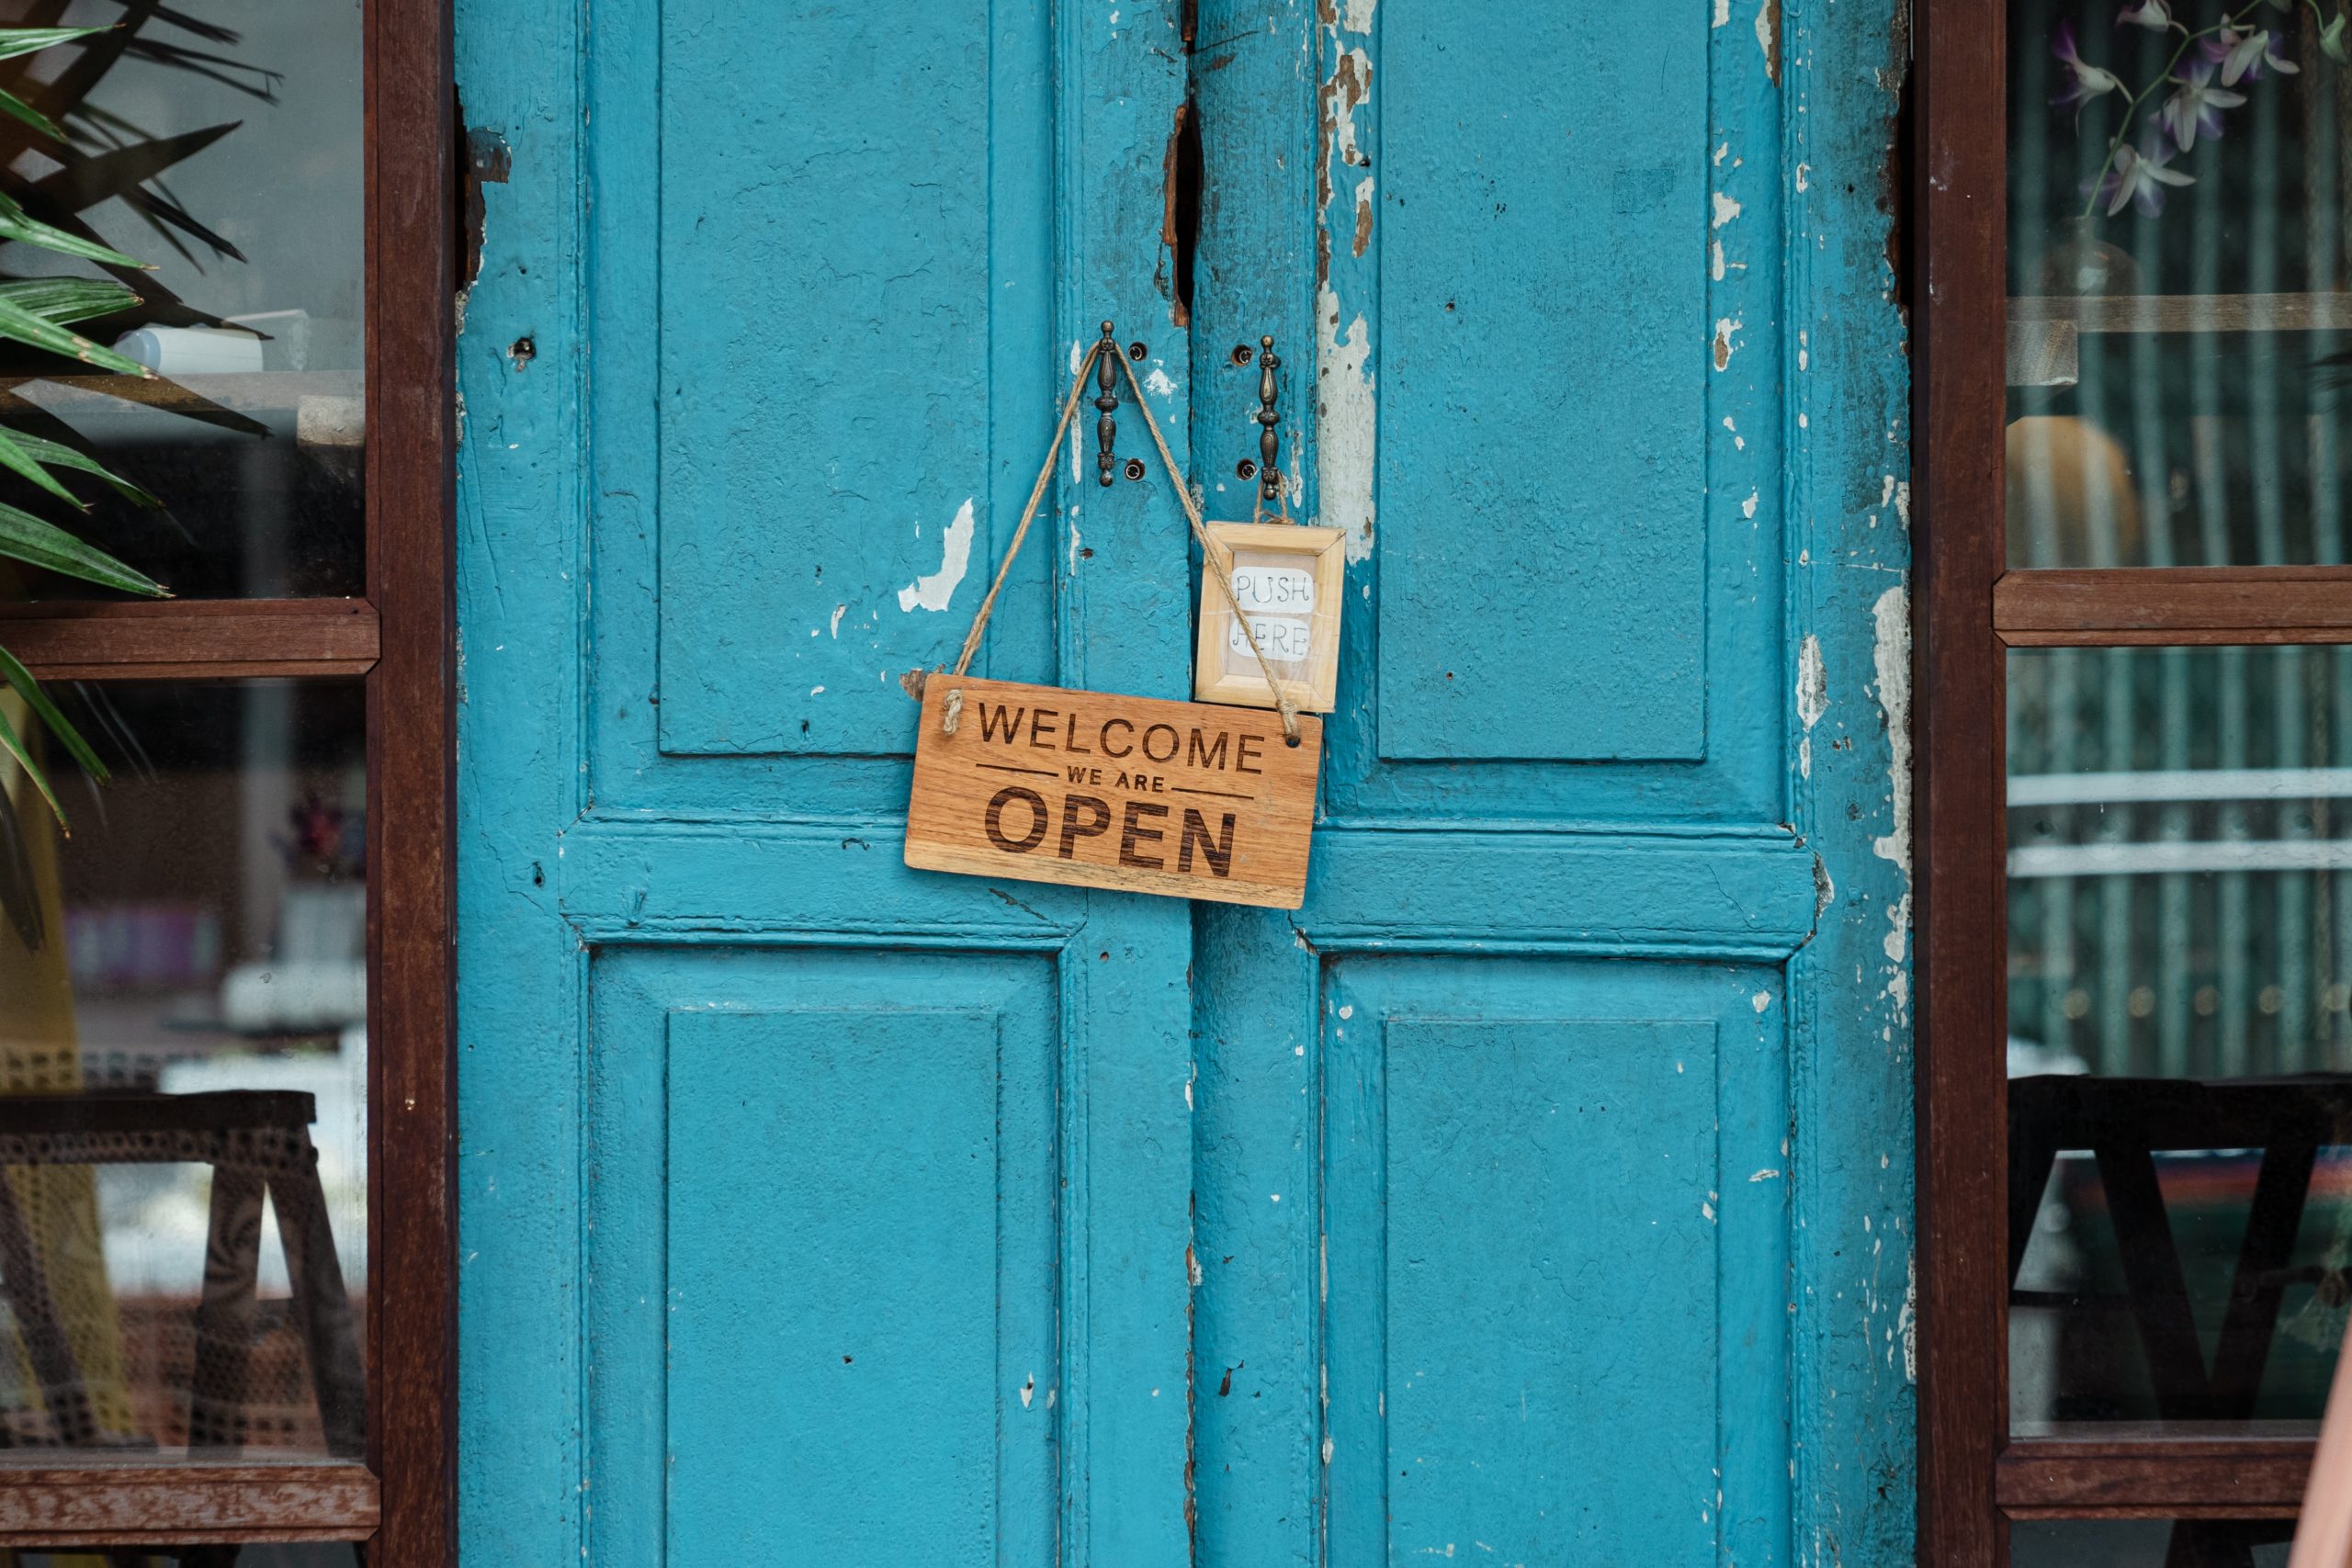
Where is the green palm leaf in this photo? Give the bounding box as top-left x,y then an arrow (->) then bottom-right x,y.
0,189 -> 147,270
0,701 -> 66,828
0,26 -> 112,63
0,89 -> 64,144
0,499 -> 166,595
0,647 -> 103,782
0,277 -> 142,326
0,292 -> 153,376
0,423 -> 86,508
7,432 -> 157,507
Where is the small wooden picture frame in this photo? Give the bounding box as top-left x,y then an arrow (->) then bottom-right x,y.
1193,522 -> 1346,713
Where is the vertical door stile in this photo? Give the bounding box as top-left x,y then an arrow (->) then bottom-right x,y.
1056,6 -> 1200,1568
1186,5 -> 1327,1567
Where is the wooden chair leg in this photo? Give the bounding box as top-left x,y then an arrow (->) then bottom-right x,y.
0,1168 -> 96,1446
2096,1145 -> 2218,1422
187,1167 -> 267,1452
2007,1122 -> 2061,1287
2209,1141 -> 2320,1416
267,1149 -> 366,1459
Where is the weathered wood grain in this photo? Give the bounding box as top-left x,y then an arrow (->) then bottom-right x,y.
905,677 -> 1319,908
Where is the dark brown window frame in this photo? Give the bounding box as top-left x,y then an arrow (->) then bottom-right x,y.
0,0 -> 453,1558
1914,6 -> 2352,1564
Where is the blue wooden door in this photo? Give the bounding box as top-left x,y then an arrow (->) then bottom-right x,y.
453,0 -> 1918,1564
455,3 -> 1200,1564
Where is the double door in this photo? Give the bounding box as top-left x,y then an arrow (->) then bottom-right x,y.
454,3 -> 1906,1563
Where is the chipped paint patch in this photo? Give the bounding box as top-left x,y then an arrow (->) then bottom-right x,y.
829,604 -> 847,638
1898,1254 -> 1917,1382
897,497 -> 975,612
1145,367 -> 1177,398
1352,175 -> 1375,257
1757,0 -> 1781,84
1871,585 -> 1915,966
1712,191 -> 1742,229
1317,286 -> 1377,562
1329,47 -> 1372,174
1713,0 -> 1730,24
1796,633 -> 1827,780
1711,239 -> 1725,282
1713,316 -> 1742,371
1340,0 -> 1375,32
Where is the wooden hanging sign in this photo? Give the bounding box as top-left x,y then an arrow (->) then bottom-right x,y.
905,677 -> 1320,909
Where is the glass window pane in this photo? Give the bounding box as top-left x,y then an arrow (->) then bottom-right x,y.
2007,2 -> 2352,567
2012,1519 -> 2293,1568
0,679 -> 365,1459
0,3 -> 364,600
2008,646 -> 2352,1438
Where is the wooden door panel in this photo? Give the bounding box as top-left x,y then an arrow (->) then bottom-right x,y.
652,0 -> 1057,759
1182,3 -> 1900,1563
586,952 -> 1060,1567
1375,4 -> 1712,763
1320,960 -> 1789,1568
1278,0 -> 1783,822
458,3 -> 1202,1564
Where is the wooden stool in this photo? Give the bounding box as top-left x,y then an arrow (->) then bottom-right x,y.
0,1090 -> 365,1461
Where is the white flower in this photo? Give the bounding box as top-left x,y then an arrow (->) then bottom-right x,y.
2161,62 -> 2245,151
2117,1 -> 2174,29
2210,26 -> 2298,85
2054,22 -> 2126,118
2098,134 -> 2196,218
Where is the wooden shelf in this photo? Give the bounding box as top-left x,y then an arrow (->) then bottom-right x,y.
0,598 -> 380,680
2011,292 -> 2352,335
1998,1430 -> 2312,1519
0,1457 -> 379,1545
1995,567 -> 2352,646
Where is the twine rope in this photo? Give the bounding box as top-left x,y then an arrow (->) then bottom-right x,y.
1113,349 -> 1301,742
922,329 -> 1302,742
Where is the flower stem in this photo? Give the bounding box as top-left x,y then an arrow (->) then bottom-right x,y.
2077,6 -> 2264,219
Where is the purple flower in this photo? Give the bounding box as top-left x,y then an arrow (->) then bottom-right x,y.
2091,131 -> 2196,217
2053,21 -> 2125,118
2202,26 -> 2297,85
2117,0 -> 2174,29
2160,61 -> 2245,151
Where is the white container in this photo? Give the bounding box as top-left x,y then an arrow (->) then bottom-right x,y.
110,324 -> 266,376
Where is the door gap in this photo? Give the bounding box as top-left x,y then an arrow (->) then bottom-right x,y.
1164,95 -> 1204,328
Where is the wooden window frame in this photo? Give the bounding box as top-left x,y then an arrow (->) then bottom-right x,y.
0,0 -> 454,1558
1914,6 -> 2352,1563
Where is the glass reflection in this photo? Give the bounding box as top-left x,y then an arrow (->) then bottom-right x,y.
0,1 -> 364,599
0,680 -> 365,1457
2008,646 -> 2352,1435
2008,0 -> 2352,567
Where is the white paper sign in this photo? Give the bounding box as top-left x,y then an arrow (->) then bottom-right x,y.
1227,615 -> 1315,663
1229,565 -> 1317,614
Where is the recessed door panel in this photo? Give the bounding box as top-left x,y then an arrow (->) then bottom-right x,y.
1320,958 -> 1788,1568
585,950 -> 1058,1568
653,0 -> 1053,758
1375,6 -> 1711,763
